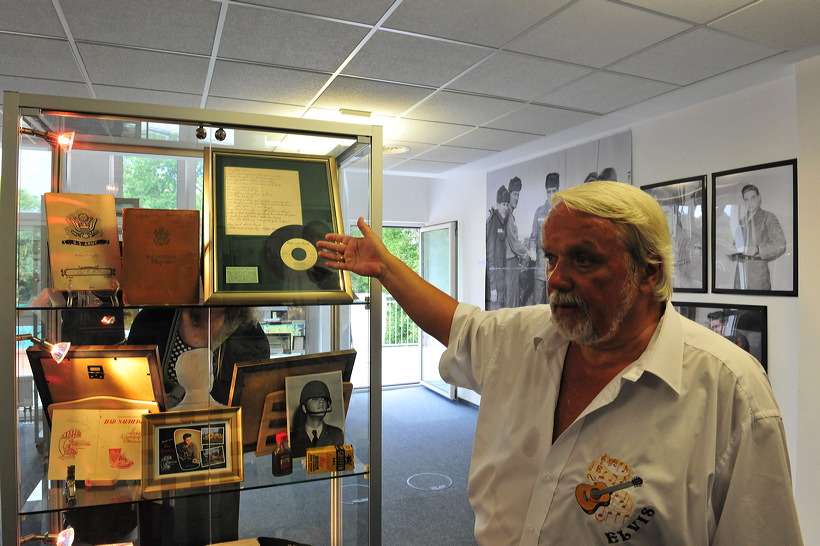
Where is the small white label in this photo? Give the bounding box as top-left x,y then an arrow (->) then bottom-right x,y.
225,266 -> 259,284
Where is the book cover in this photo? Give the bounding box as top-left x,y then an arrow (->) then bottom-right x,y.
121,208 -> 200,304
48,408 -> 148,481
44,192 -> 121,291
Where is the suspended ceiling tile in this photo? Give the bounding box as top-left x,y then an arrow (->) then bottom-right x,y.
609,27 -> 784,86
485,104 -> 599,135
506,0 -> 692,68
78,43 -> 211,93
60,0 -> 221,56
405,91 -> 522,126
218,3 -> 370,72
709,0 -> 820,50
446,51 -> 592,101
386,158 -> 464,174
382,140 -> 436,159
0,76 -> 90,101
0,0 -> 65,36
413,145 -> 498,164
205,96 -> 305,117
383,118 -> 474,145
94,86 -> 202,108
383,156 -> 409,170
445,127 -> 542,151
238,0 -> 397,25
341,30 -> 491,88
312,76 -> 433,117
384,0 -> 572,48
619,0 -> 752,24
0,35 -> 84,82
209,61 -> 329,104
535,71 -> 677,113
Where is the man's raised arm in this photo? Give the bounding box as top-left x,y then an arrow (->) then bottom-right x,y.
316,217 -> 458,346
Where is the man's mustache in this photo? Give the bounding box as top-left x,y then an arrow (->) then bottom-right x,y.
549,291 -> 588,312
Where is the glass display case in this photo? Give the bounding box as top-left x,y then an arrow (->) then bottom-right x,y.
1,91 -> 383,545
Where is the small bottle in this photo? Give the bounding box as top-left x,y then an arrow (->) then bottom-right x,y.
272,432 -> 293,476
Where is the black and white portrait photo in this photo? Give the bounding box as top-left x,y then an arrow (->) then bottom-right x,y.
641,176 -> 706,293
674,302 -> 767,371
712,160 -> 797,296
285,371 -> 345,459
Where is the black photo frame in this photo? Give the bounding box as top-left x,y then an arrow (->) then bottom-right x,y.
673,301 -> 768,371
641,176 -> 706,293
711,159 -> 797,296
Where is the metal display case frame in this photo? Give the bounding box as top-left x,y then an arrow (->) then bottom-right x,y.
1,91 -> 383,545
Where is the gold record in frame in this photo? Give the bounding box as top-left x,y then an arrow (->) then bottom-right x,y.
203,149 -> 354,305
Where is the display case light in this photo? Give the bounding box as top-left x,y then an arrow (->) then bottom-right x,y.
19,525 -> 75,545
15,334 -> 71,364
19,127 -> 75,152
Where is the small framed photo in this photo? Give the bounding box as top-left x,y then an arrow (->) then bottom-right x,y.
673,301 -> 767,371
285,371 -> 346,459
141,407 -> 243,494
712,159 -> 797,296
203,149 -> 354,305
641,176 -> 706,293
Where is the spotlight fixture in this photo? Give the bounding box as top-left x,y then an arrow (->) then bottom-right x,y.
20,525 -> 75,545
20,127 -> 75,152
195,125 -> 207,140
215,127 -> 227,141
16,334 -> 71,364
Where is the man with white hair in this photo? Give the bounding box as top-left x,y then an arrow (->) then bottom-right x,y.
317,180 -> 802,545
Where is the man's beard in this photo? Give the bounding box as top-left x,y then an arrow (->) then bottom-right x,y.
549,277 -> 638,347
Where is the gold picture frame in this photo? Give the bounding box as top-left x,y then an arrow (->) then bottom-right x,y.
141,407 -> 243,494
203,149 -> 354,305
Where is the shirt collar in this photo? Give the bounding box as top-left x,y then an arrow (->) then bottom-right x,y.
533,301 -> 683,395
621,301 -> 683,395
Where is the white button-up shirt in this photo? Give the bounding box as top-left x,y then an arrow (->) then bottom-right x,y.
440,302 -> 802,545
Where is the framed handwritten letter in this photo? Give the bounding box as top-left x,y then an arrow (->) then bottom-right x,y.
203,150 -> 354,304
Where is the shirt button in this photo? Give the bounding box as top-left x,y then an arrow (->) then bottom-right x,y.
528,525 -> 536,535
544,474 -> 553,482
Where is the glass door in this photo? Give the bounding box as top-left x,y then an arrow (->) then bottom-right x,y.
420,222 -> 457,399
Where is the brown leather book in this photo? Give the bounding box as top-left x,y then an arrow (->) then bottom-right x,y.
121,208 -> 200,304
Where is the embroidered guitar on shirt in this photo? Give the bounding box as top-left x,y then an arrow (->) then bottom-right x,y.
575,477 -> 644,514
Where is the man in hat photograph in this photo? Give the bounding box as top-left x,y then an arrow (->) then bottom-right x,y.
504,176 -> 533,308
528,173 -> 560,305
486,184 -> 509,310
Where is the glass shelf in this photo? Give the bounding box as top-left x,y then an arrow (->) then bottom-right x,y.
21,463 -> 369,516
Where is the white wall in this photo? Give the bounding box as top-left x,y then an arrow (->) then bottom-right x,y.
384,175 -> 430,225
795,55 -> 820,545
419,63 -> 815,543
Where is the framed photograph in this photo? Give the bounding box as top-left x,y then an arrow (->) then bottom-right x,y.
228,349 -> 356,453
285,370 -> 346,459
203,149 -> 354,305
712,159 -> 797,296
641,176 -> 706,293
141,407 -> 243,494
27,344 -> 166,427
673,301 -> 767,371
